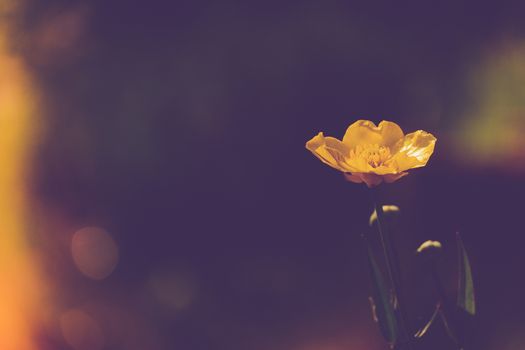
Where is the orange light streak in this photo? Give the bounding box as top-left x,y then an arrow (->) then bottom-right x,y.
0,2 -> 46,348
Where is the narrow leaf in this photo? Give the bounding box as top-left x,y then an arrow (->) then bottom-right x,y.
365,241 -> 398,345
414,304 -> 440,338
439,308 -> 461,346
457,233 -> 476,315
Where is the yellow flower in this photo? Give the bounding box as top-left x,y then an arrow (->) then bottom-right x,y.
306,120 -> 436,187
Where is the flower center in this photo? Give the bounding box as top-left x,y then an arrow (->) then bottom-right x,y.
350,144 -> 392,168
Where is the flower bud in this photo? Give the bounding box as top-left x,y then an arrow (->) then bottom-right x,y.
369,205 -> 400,226
416,240 -> 442,261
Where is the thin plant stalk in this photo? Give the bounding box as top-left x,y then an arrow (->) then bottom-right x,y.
430,264 -> 464,350
430,264 -> 447,303
372,194 -> 414,350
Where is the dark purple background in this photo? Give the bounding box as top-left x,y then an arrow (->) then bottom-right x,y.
20,0 -> 525,349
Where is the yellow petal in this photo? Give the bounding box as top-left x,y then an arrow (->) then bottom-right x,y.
344,156 -> 372,173
369,165 -> 399,175
324,136 -> 351,156
392,130 -> 437,171
344,154 -> 399,175
342,120 -> 404,149
306,132 -> 337,167
306,132 -> 352,172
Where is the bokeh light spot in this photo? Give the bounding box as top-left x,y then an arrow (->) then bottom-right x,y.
148,269 -> 195,310
59,309 -> 105,350
455,41 -> 525,169
71,227 -> 119,280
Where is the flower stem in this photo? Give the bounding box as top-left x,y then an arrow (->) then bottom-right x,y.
430,264 -> 464,350
430,263 -> 447,303
371,191 -> 414,350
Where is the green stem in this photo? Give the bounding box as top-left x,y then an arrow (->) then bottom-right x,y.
430,264 -> 463,350
372,193 -> 414,350
430,264 -> 447,304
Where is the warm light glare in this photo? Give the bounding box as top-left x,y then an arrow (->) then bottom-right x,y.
455,41 -> 525,168
0,2 -> 46,349
287,326 -> 383,350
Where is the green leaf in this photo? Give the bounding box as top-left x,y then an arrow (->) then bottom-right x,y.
365,239 -> 398,345
457,233 -> 476,315
414,304 -> 440,338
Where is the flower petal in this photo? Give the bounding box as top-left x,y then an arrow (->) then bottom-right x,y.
306,132 -> 353,172
346,172 -> 384,187
345,172 -> 407,186
345,156 -> 373,173
342,120 -> 404,149
383,172 -> 408,183
344,173 -> 364,183
369,165 -> 399,175
324,136 -> 351,156
344,156 -> 400,175
392,130 -> 437,171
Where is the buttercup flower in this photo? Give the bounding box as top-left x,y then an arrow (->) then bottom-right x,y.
306,120 -> 436,187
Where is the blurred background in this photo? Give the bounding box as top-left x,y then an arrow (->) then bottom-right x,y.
1,0 -> 525,349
